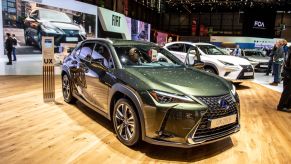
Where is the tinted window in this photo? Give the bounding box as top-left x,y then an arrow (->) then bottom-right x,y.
92,44 -> 114,69
244,51 -> 265,57
167,44 -> 184,52
197,45 -> 227,55
114,45 -> 184,68
77,42 -> 95,61
39,10 -> 72,23
185,44 -> 196,53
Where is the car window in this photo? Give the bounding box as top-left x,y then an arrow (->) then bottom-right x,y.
185,44 -> 196,53
197,45 -> 227,55
77,42 -> 95,62
39,9 -> 72,23
114,45 -> 184,68
91,44 -> 114,69
244,51 -> 264,57
167,44 -> 184,52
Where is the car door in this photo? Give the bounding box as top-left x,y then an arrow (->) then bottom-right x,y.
83,42 -> 115,114
166,43 -> 186,62
72,42 -> 95,105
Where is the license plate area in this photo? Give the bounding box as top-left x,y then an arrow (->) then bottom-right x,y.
244,72 -> 253,76
260,65 -> 268,68
66,37 -> 78,42
209,114 -> 237,129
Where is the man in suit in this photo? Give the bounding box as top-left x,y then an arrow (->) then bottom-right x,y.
278,45 -> 291,113
5,33 -> 13,65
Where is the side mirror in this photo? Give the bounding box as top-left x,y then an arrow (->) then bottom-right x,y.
185,48 -> 201,66
91,59 -> 108,72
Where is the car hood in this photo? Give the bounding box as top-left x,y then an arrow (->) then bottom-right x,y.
246,56 -> 269,63
207,55 -> 251,65
50,22 -> 81,30
117,67 -> 232,97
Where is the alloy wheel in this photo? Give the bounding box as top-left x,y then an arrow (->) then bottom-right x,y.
114,103 -> 136,141
62,75 -> 71,101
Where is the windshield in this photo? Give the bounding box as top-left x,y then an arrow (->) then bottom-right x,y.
40,10 -> 72,23
197,45 -> 228,55
114,45 -> 184,68
244,51 -> 266,57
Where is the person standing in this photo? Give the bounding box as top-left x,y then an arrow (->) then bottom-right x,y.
12,34 -> 17,61
278,45 -> 291,112
232,44 -> 242,56
266,44 -> 276,76
270,40 -> 284,86
5,33 -> 13,65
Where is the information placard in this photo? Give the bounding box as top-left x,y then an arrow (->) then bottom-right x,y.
42,37 -> 55,102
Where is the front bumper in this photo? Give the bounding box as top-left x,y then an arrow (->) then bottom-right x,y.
42,29 -> 86,52
142,93 -> 240,148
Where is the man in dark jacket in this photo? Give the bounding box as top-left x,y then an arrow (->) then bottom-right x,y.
270,40 -> 284,86
265,45 -> 276,76
5,33 -> 13,65
278,46 -> 291,112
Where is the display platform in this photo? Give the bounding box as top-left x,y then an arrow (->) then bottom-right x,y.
0,76 -> 290,163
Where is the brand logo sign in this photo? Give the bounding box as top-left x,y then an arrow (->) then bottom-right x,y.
112,15 -> 121,27
253,21 -> 266,29
219,99 -> 229,110
98,7 -> 130,39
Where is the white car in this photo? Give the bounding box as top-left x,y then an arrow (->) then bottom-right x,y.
164,42 -> 254,81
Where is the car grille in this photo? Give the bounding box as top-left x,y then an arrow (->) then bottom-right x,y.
62,29 -> 80,36
194,94 -> 238,142
237,65 -> 254,79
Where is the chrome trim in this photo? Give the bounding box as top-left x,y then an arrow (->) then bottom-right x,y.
143,125 -> 240,148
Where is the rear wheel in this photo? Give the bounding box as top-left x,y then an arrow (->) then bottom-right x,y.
62,74 -> 76,104
113,98 -> 140,146
37,31 -> 42,50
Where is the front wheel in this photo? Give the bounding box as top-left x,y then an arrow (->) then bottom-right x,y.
113,98 -> 140,146
205,67 -> 217,74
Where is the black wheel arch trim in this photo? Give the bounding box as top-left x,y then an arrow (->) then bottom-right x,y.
204,63 -> 219,74
108,83 -> 146,140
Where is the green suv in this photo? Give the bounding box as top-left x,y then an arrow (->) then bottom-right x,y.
62,38 -> 240,148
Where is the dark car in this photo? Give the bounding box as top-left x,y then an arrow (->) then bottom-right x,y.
24,8 -> 86,51
62,38 -> 240,148
242,49 -> 269,72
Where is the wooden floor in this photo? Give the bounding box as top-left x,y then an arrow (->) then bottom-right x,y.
0,76 -> 290,163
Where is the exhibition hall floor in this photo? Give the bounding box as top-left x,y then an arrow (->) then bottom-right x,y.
0,76 -> 290,163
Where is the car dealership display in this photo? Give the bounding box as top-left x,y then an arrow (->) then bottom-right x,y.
62,38 -> 240,148
165,42 -> 255,81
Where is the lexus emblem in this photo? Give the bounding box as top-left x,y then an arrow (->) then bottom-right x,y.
219,99 -> 229,110
70,31 -> 74,34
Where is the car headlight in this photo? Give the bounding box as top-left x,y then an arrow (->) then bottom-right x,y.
149,90 -> 196,103
218,60 -> 234,66
79,25 -> 86,35
231,84 -> 236,95
41,22 -> 57,33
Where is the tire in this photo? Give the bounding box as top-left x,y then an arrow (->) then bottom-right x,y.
62,74 -> 77,104
205,67 -> 217,75
37,31 -> 42,50
113,98 -> 141,146
24,31 -> 31,46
